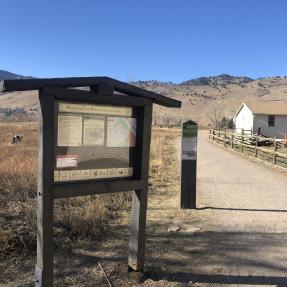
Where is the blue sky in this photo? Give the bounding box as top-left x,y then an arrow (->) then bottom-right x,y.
1,0 -> 286,83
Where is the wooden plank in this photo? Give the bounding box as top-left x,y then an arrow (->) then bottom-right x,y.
90,83 -> 114,96
128,104 -> 152,272
104,77 -> 181,108
2,76 -> 181,108
36,92 -> 55,287
181,160 -> 197,208
53,180 -> 145,199
274,137 -> 277,165
43,86 -> 150,107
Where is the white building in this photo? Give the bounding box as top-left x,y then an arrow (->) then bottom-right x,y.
233,102 -> 287,138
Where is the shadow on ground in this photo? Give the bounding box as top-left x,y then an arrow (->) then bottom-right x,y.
50,222 -> 287,286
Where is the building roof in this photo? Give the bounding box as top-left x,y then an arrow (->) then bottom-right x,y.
0,76 -> 181,108
235,101 -> 287,117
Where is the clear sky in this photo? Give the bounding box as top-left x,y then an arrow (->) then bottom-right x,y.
1,0 -> 286,83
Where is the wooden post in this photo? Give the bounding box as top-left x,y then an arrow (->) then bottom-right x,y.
241,130 -> 244,153
212,130 -> 215,141
181,120 -> 198,209
35,92 -> 54,287
273,137 -> 277,165
128,104 -> 152,272
231,133 -> 234,149
223,130 -> 226,147
218,130 -> 220,143
208,129 -> 211,140
255,135 -> 258,158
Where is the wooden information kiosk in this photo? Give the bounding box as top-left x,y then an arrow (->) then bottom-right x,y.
0,77 -> 181,287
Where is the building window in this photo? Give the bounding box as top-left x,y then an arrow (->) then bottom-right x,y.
268,115 -> 275,127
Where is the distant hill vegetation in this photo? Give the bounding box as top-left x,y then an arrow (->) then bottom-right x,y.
180,74 -> 254,86
0,69 -> 33,80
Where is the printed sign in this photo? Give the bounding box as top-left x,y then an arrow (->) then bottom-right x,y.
54,167 -> 133,182
55,101 -> 137,183
107,117 -> 137,147
57,114 -> 82,146
59,102 -> 133,116
182,138 -> 197,160
83,116 -> 105,146
182,121 -> 197,160
56,155 -> 78,168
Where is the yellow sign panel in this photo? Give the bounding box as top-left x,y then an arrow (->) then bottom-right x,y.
54,168 -> 133,182
59,102 -> 132,117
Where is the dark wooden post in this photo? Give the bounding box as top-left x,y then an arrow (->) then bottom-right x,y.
255,135 -> 258,158
181,120 -> 198,209
241,130 -> 244,153
231,133 -> 234,149
35,92 -> 55,287
223,130 -> 226,147
128,104 -> 152,272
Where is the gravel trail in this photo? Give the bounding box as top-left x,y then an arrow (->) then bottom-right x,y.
144,131 -> 287,286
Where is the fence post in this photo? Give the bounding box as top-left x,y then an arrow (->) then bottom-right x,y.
218,130 -> 220,143
224,130 -> 226,147
255,135 -> 258,158
273,137 -> 277,165
241,130 -> 244,153
212,130 -> 215,141
209,129 -> 211,140
231,133 -> 234,149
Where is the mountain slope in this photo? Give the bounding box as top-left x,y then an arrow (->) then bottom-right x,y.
0,70 -> 33,80
1,72 -> 287,127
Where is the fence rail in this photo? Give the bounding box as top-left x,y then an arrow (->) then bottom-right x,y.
209,129 -> 287,169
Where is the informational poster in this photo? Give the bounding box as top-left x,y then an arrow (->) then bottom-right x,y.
83,116 -> 105,146
57,114 -> 82,146
55,101 -> 137,182
107,117 -> 137,147
182,121 -> 198,160
182,138 -> 197,160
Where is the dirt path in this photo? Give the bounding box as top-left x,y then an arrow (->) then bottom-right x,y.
137,130 -> 287,286
3,130 -> 287,287
57,130 -> 287,286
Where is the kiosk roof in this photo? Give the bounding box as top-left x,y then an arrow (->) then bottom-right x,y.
0,76 -> 181,108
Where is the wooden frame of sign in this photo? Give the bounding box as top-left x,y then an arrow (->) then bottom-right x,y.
36,86 -> 152,286
0,77 -> 181,287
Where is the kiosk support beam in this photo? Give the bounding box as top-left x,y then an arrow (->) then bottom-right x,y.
35,92 -> 55,287
128,104 -> 152,272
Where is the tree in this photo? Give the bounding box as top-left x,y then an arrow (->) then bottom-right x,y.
206,103 -> 223,129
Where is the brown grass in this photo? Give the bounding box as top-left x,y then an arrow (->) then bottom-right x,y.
0,123 -> 180,258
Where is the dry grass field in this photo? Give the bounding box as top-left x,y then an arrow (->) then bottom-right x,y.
0,122 -> 181,286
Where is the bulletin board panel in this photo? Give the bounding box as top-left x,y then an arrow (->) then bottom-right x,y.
54,101 -> 138,182
39,86 -> 153,199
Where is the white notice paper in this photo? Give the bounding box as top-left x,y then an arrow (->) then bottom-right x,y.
57,114 -> 83,146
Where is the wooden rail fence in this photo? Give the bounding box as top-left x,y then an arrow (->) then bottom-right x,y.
209,129 -> 287,169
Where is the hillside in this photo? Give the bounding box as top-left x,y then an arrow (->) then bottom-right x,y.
1,71 -> 287,126
134,75 -> 287,127
0,70 -> 33,80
